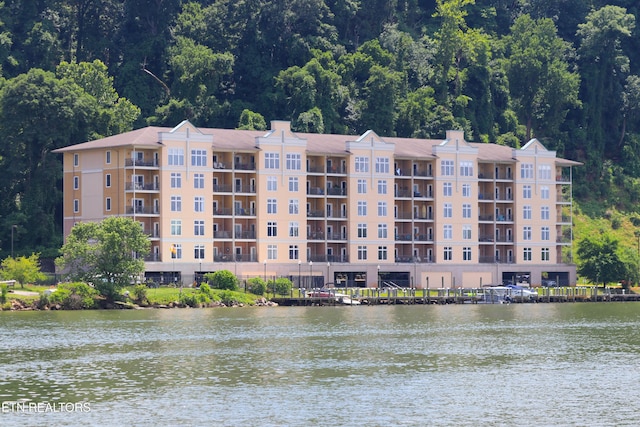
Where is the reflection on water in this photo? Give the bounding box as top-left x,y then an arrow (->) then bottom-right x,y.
1,304 -> 640,426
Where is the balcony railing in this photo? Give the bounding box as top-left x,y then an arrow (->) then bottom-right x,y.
213,184 -> 232,192
307,210 -> 325,218
234,162 -> 255,170
327,187 -> 346,196
125,159 -> 158,167
126,206 -> 159,215
214,254 -> 256,262
308,254 -> 350,263
126,182 -> 159,191
395,256 -> 434,263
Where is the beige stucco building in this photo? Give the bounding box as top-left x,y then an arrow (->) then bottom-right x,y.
54,120 -> 580,288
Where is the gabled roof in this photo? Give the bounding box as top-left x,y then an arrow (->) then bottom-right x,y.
52,122 -> 581,166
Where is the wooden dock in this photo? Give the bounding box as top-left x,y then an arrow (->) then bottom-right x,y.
271,287 -> 640,306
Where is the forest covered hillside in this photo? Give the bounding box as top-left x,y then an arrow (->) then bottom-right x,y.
0,0 -> 638,261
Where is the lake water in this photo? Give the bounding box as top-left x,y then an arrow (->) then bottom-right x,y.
1,303 -> 640,426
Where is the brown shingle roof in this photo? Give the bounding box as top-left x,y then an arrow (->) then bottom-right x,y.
52,124 -> 580,165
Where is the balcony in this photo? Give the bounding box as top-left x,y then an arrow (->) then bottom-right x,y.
395,255 -> 434,263
125,159 -> 158,168
214,254 -> 256,262
307,210 -> 325,218
234,162 -> 255,171
126,182 -> 159,191
126,206 -> 159,215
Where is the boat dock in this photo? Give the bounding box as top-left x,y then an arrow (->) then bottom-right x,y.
271,287 -> 640,306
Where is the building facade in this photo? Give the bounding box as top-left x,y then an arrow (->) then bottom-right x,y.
54,120 -> 580,288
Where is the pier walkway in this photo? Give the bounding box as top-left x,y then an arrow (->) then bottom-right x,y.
271,287 -> 640,306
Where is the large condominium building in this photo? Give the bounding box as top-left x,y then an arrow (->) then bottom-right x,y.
54,120 -> 580,288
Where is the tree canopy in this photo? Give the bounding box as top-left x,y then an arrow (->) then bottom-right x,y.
56,217 -> 151,300
0,0 -> 640,258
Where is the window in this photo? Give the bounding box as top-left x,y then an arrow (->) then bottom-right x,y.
106,174 -> 111,188
444,203 -> 452,218
286,153 -> 301,170
441,160 -> 454,176
541,248 -> 550,261
194,173 -> 205,189
194,220 -> 205,236
168,148 -> 184,166
444,247 -> 452,261
171,196 -> 182,212
377,201 -> 387,217
267,199 -> 277,214
462,184 -> 471,197
106,197 -> 111,211
191,149 -> 207,166
463,247 -> 472,261
267,176 -> 277,191
375,157 -> 390,174
194,196 -> 205,212
521,163 -> 533,179
355,156 -> 369,173
267,221 -> 277,237
463,204 -> 471,218
357,223 -> 367,238
523,185 -> 532,199
460,161 -> 473,177
523,205 -> 532,220
523,226 -> 532,240
523,247 -> 532,261
194,245 -> 205,260
541,186 -> 550,199
538,165 -> 552,180
73,153 -> 79,167
377,180 -> 387,194
288,199 -> 299,214
264,152 -> 280,169
541,206 -> 550,220
171,173 -> 182,188
443,224 -> 452,239
357,201 -> 367,216
378,246 -> 388,260
171,244 -> 182,259
541,226 -> 550,241
357,245 -> 367,260
463,225 -> 472,240
288,177 -> 299,192
289,245 -> 299,260
378,224 -> 388,239
443,182 -> 452,196
267,245 -> 277,260
289,221 -> 299,237
357,179 -> 367,194
171,220 -> 182,236
106,151 -> 111,164
73,176 -> 79,190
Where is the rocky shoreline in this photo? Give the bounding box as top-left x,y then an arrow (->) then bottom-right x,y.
3,296 -> 278,311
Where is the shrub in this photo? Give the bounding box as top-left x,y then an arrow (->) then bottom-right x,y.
0,284 -> 7,305
247,277 -> 266,295
132,283 -> 148,304
205,270 -> 239,291
267,277 -> 293,296
48,282 -> 98,309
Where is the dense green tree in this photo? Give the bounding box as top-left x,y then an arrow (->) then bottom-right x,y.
576,6 -> 635,169
56,217 -> 151,301
503,15 -> 580,142
0,253 -> 46,288
577,234 -> 628,286
237,109 -> 267,130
